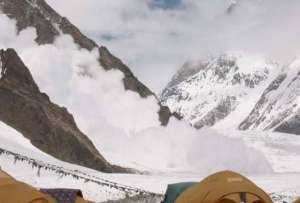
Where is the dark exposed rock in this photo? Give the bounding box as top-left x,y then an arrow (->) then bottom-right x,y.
275,113 -> 300,135
98,46 -> 153,98
0,0 -> 173,125
158,104 -> 182,126
226,1 -> 238,14
0,48 -> 127,173
0,0 -> 59,44
194,96 -> 237,129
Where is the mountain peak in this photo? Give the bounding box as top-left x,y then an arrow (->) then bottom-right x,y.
161,53 -> 277,128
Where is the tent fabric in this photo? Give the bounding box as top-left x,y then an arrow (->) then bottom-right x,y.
175,171 -> 273,203
0,169 -> 90,203
76,197 -> 91,203
40,189 -> 91,203
40,189 -> 88,203
294,198 -> 300,203
0,176 -> 56,203
163,182 -> 197,203
0,169 -> 14,179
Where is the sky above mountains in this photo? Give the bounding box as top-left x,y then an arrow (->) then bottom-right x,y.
150,0 -> 182,9
47,0 -> 300,93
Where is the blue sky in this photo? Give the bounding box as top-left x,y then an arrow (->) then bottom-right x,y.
150,0 -> 182,9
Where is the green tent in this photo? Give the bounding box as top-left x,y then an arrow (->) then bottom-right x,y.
162,182 -> 197,203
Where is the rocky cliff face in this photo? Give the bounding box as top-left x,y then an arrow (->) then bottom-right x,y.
161,53 -> 277,129
0,0 -> 172,125
0,48 -> 125,172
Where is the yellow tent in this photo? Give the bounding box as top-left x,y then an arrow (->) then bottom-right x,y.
175,171 -> 273,203
294,198 -> 300,203
0,169 -> 55,203
0,169 -> 90,203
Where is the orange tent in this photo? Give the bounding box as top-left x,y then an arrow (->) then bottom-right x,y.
175,171 -> 272,203
0,169 -> 91,203
0,169 -> 55,203
294,198 -> 300,203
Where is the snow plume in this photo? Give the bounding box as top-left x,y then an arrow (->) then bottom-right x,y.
97,118 -> 272,173
0,14 -> 272,174
20,36 -> 160,132
0,14 -> 160,132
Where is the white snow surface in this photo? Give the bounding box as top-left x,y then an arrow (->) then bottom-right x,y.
1,122 -> 300,202
0,122 -> 140,202
216,129 -> 300,173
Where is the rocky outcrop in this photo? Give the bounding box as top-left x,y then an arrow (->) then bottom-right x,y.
0,48 -> 126,172
275,113 -> 300,135
158,104 -> 182,126
0,0 -> 172,125
98,46 -> 153,98
193,96 -> 237,129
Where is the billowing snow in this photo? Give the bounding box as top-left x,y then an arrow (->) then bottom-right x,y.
0,14 -> 277,174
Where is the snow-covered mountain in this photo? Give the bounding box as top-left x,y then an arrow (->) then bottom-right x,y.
161,53 -> 279,129
239,59 -> 300,135
161,52 -> 300,136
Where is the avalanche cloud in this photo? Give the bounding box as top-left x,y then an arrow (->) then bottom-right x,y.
0,14 -> 272,174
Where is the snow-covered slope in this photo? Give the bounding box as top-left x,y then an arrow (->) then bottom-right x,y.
0,121 -> 159,202
239,59 -> 300,135
161,53 -> 279,129
1,122 -> 300,203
